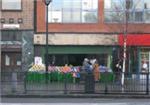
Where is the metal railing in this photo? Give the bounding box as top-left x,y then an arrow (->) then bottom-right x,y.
1,71 -> 149,95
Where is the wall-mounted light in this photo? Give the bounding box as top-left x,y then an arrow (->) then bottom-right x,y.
18,18 -> 23,23
9,18 -> 14,23
0,18 -> 5,23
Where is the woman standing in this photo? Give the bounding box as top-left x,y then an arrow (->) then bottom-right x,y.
93,61 -> 100,82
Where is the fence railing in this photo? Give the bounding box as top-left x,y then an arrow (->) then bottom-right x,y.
1,71 -> 150,95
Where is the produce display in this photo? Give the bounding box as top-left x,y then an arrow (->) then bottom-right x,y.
27,62 -> 114,83
29,64 -> 45,72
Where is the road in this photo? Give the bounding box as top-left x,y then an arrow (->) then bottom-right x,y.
1,98 -> 150,105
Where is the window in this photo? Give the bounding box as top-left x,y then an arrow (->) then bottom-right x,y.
132,0 -> 143,10
111,0 -> 125,10
135,11 -> 143,22
144,10 -> 150,22
1,31 -> 22,41
5,55 -> 10,66
126,0 -> 133,10
48,0 -> 98,23
104,0 -> 150,23
47,54 -> 108,66
144,0 -> 150,9
104,11 -> 124,22
2,0 -> 21,10
16,54 -> 21,66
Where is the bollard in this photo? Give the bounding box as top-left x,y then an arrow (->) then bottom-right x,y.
11,72 -> 17,93
146,72 -> 149,95
64,73 -> 67,94
84,73 -> 95,93
23,72 -> 27,94
104,71 -> 108,94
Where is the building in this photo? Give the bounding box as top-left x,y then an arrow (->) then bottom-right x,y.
1,0 -> 34,72
34,0 -> 150,73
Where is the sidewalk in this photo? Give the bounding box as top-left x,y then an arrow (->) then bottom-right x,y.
1,79 -> 150,98
1,93 -> 150,99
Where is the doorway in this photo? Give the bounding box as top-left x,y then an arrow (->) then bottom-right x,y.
140,51 -> 150,73
1,52 -> 22,72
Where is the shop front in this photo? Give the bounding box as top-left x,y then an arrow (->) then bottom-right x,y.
28,45 -> 115,83
139,48 -> 150,73
31,34 -> 118,83
119,34 -> 150,73
34,45 -> 113,68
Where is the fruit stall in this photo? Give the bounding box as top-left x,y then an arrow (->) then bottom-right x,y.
26,64 -> 114,83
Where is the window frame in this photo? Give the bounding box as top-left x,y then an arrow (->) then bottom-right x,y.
48,0 -> 99,23
104,0 -> 150,23
1,0 -> 22,11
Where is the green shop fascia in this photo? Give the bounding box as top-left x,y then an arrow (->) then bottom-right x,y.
39,45 -> 114,68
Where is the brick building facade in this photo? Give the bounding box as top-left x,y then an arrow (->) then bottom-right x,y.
34,0 -> 150,73
1,0 -> 34,72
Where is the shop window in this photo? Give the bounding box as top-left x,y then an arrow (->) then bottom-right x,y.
2,0 -> 21,10
140,51 -> 149,72
47,54 -> 109,67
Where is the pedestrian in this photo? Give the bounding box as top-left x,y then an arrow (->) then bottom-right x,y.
93,60 -> 100,82
82,58 -> 93,73
142,61 -> 148,73
115,59 -> 122,84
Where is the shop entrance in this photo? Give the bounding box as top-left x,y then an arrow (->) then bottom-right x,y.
1,52 -> 22,72
140,51 -> 150,73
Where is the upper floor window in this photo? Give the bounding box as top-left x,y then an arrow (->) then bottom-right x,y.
2,0 -> 21,10
1,31 -> 22,41
104,0 -> 150,23
48,0 -> 98,23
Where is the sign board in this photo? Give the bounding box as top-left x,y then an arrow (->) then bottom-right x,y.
3,24 -> 20,29
34,56 -> 43,65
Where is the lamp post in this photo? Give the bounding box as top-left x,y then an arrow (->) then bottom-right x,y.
43,0 -> 52,84
121,1 -> 129,91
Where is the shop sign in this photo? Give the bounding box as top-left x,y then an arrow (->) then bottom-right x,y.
3,24 -> 20,29
34,57 -> 43,65
119,34 -> 150,46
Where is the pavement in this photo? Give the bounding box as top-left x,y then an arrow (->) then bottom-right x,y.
1,78 -> 150,99
1,92 -> 150,99
1,98 -> 150,105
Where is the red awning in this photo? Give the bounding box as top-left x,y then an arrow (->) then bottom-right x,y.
119,34 -> 150,46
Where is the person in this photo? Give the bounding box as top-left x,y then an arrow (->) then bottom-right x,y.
142,61 -> 148,73
115,59 -> 122,84
93,60 -> 100,82
82,58 -> 93,73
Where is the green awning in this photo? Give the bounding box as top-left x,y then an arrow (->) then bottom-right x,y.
42,46 -> 113,54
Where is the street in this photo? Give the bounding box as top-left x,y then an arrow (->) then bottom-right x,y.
1,98 -> 150,105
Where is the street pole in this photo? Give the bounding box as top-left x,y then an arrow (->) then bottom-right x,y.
43,0 -> 52,84
121,2 -> 128,91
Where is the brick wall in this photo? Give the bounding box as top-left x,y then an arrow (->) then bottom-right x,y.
0,0 -> 34,30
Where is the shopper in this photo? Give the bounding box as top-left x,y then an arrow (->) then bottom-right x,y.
93,60 -> 100,82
